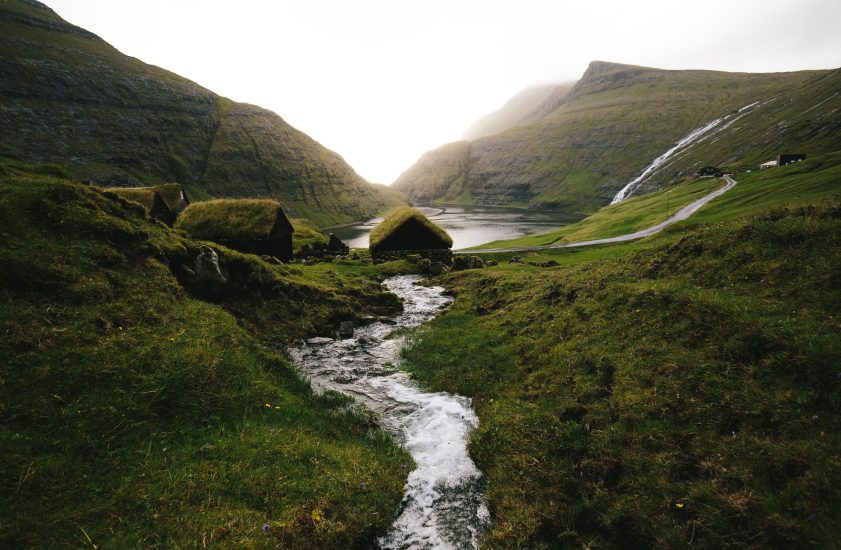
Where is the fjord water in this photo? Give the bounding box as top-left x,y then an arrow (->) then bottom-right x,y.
289,276 -> 490,549
333,205 -> 581,249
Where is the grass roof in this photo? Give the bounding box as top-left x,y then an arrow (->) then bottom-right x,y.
103,184 -> 185,212
106,187 -> 159,212
174,198 -> 286,241
369,206 -> 452,251
154,183 -> 186,211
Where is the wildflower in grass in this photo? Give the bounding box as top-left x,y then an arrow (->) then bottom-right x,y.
675,502 -> 685,509
262,523 -> 270,533
265,403 -> 271,408
311,509 -> 323,523
274,405 -> 280,409
812,415 -> 820,423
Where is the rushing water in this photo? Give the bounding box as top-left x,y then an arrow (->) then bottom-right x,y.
332,205 -> 581,250
289,275 -> 490,549
610,100 -> 764,204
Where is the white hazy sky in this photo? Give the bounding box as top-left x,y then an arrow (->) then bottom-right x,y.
46,0 -> 841,184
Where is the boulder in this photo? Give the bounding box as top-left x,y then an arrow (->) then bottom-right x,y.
452,255 -> 485,271
327,233 -> 350,255
194,246 -> 226,285
339,320 -> 355,338
427,261 -> 450,275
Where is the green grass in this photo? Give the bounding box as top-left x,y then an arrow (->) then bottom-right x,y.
685,152 -> 841,225
0,170 -> 414,548
399,165 -> 841,547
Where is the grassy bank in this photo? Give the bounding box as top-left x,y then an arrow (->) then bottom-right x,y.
0,167 -> 413,547
473,151 -> 841,250
402,165 -> 841,547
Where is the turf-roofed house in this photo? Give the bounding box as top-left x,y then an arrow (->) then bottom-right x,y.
369,206 -> 452,262
175,198 -> 294,261
102,183 -> 190,226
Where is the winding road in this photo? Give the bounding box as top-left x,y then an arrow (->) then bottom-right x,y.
457,176 -> 737,254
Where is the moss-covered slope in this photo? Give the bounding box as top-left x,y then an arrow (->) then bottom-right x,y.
0,0 -> 404,226
401,166 -> 841,547
0,163 -> 412,547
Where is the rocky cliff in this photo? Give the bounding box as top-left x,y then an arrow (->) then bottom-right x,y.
0,0 -> 404,226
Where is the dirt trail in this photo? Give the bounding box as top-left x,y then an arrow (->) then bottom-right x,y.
459,176 -> 737,254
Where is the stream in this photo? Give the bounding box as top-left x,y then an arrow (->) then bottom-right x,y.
289,275 -> 490,549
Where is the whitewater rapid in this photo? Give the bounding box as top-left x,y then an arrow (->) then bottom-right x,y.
611,101 -> 762,204
289,275 -> 490,549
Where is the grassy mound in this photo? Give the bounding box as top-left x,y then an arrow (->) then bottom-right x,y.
369,206 -> 452,252
0,170 -> 412,547
401,170 -> 841,546
175,199 -> 286,241
102,186 -> 158,210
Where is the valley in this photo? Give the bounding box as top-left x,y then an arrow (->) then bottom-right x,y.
2,0 -> 840,548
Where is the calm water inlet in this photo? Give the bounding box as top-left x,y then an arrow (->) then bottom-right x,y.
289,276 -> 490,549
332,205 -> 582,249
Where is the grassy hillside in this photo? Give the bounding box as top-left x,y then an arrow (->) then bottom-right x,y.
0,162 -> 415,547
390,141 -> 473,203
394,61 -> 839,216
0,0 -> 404,226
400,165 -> 841,547
473,151 -> 841,249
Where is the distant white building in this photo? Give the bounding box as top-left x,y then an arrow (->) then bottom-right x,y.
760,160 -> 778,169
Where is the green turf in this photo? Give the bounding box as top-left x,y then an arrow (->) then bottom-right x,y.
0,168 -> 414,548
400,163 -> 841,548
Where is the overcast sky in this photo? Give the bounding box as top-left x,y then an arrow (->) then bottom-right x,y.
47,0 -> 841,184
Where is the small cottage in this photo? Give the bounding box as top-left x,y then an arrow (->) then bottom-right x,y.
105,186 -> 178,226
369,206 -> 452,262
175,198 -> 294,261
777,153 -> 806,166
697,166 -> 723,178
154,183 -> 190,215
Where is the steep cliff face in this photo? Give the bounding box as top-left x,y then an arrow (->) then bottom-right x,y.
394,60 -> 837,215
391,141 -> 472,203
0,0 -> 403,226
463,84 -> 567,140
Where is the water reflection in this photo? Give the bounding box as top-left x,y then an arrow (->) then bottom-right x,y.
332,205 -> 582,250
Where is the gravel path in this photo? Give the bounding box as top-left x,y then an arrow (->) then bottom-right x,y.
457,176 -> 737,254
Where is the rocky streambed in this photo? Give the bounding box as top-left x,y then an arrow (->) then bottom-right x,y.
289,275 -> 489,549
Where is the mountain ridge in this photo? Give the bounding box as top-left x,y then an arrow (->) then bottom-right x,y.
393,61 -> 839,214
0,0 -> 404,226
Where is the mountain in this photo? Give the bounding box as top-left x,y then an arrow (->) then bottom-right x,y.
0,0 -> 404,226
393,61 -> 841,215
463,83 -> 568,140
